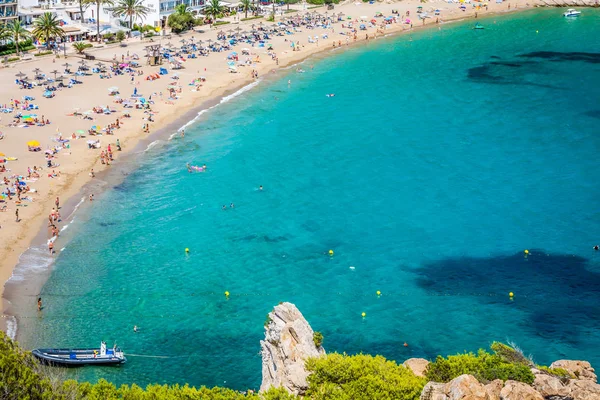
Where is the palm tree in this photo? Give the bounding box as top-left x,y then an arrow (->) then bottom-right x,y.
32,12 -> 65,49
204,0 -> 224,25
84,0 -> 114,40
240,0 -> 251,18
7,20 -> 31,56
112,0 -> 150,37
72,41 -> 89,54
174,3 -> 191,16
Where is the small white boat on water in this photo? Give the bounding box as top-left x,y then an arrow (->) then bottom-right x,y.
563,9 -> 581,17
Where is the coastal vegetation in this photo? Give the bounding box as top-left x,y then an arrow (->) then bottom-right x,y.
0,329 -> 571,400
313,331 -> 324,348
424,341 -> 536,384
167,4 -> 195,33
6,20 -> 31,56
112,0 -> 151,35
32,12 -> 65,49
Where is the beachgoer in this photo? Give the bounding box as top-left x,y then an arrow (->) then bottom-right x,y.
55,196 -> 60,209
15,209 -> 18,222
181,129 -> 185,138
133,325 -> 138,332
259,185 -> 263,191
89,194 -> 94,202
222,205 -> 227,210
90,169 -> 95,178
230,203 -> 234,208
37,297 -> 42,311
594,245 -> 599,251
48,241 -> 54,254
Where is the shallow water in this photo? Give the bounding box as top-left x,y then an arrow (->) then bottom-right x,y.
13,9 -> 600,389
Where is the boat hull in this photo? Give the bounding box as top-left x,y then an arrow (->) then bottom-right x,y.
32,348 -> 126,367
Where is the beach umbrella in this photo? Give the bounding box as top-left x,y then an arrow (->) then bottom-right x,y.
92,125 -> 102,131
50,69 -> 60,80
27,140 -> 40,147
207,39 -> 213,45
33,67 -> 42,75
235,27 -> 242,32
15,71 -> 27,79
227,29 -> 234,34
0,152 -> 5,156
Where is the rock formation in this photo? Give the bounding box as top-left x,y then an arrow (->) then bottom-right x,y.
420,363 -> 600,400
404,358 -> 431,378
551,360 -> 597,382
259,302 -> 325,395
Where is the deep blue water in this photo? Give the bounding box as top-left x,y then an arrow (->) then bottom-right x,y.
16,9 -> 600,390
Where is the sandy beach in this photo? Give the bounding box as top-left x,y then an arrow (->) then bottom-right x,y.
0,0 -> 537,333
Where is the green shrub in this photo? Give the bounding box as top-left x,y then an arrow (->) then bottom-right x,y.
490,341 -> 532,366
537,365 -> 575,382
116,30 -> 126,42
425,344 -> 536,384
35,50 -> 53,57
306,353 -> 426,399
313,331 -> 324,348
213,20 -> 231,26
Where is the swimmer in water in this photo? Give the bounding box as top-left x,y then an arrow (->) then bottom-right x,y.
133,325 -> 139,333
222,205 -> 227,210
326,93 -> 335,97
594,245 -> 599,251
181,129 -> 185,138
186,163 -> 192,173
259,185 -> 263,191
230,203 -> 234,208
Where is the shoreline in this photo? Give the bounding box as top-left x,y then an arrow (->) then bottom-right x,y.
0,1 -> 539,339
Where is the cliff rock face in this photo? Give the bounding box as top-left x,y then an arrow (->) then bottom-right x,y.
500,380 -> 544,400
550,360 -> 597,383
420,361 -> 600,400
259,302 -> 325,395
404,358 -> 430,378
445,374 -> 490,400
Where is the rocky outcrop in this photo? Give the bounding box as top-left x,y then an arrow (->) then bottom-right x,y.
445,374 -> 490,400
419,366 -> 600,400
421,382 -> 448,400
532,373 -> 571,398
568,379 -> 600,400
484,379 -> 503,400
551,360 -> 597,383
500,380 -> 544,400
404,358 -> 430,378
259,302 -> 325,395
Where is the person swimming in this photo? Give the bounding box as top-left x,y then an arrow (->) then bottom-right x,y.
187,163 -> 205,173
326,93 -> 335,97
133,325 -> 139,333
594,245 -> 599,251
259,185 -> 263,191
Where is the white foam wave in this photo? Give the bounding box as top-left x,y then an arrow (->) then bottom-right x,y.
170,80 -> 261,138
145,140 -> 161,152
5,315 -> 17,340
9,247 -> 54,283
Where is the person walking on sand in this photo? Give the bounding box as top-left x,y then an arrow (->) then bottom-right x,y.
48,241 -> 53,254
55,196 -> 60,209
15,209 -> 19,222
37,297 -> 42,311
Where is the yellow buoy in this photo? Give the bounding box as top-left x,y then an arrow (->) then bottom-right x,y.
509,292 -> 514,297
361,312 -> 366,318
376,290 -> 381,296
225,291 -> 230,297
185,248 -> 190,253
328,249 -> 334,256
524,249 -> 529,255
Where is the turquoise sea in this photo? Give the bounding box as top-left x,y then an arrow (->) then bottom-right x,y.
11,8 -> 600,390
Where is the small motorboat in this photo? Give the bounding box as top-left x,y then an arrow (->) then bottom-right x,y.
563,9 -> 581,17
32,341 -> 126,366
